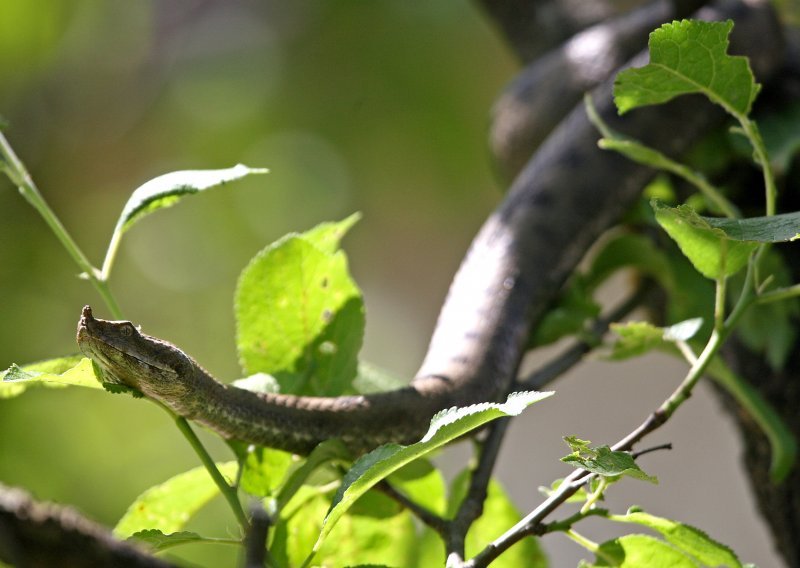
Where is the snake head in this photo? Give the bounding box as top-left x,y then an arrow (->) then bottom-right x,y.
77,305 -> 196,405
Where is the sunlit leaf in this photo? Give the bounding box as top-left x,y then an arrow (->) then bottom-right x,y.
562,437 -> 657,483
114,462 -> 238,538
583,534 -> 697,567
652,201 -> 757,279
312,391 -> 553,555
614,20 -> 759,117
116,164 -> 267,234
1,356 -> 100,398
608,318 -> 701,361
235,216 -> 364,396
610,509 -> 743,567
238,446 -> 294,498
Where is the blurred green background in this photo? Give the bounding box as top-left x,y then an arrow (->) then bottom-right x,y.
0,2 -> 790,567
0,1 -> 512,565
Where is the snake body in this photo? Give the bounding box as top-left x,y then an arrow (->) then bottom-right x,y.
77,1 -> 783,455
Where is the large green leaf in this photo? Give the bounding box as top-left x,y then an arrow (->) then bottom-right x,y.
1,356 -> 100,398
652,201 -> 757,279
235,216 -> 364,396
238,446 -> 294,499
311,391 -> 553,556
614,20 -> 759,117
609,510 -> 742,567
271,490 -> 415,568
114,462 -> 238,538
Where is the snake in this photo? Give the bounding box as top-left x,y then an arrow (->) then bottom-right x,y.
76,0 -> 784,456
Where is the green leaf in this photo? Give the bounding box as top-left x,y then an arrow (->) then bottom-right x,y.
609,510 -> 743,567
415,471 -> 546,568
562,438 -> 657,483
652,201 -> 757,279
585,534 -> 698,567
272,490 -> 416,568
129,530 -> 208,552
387,459 -> 447,516
301,212 -> 361,254
608,318 -> 701,361
238,446 -> 294,498
274,439 -> 351,512
707,357 -> 796,483
114,462 -> 238,538
1,356 -> 101,398
614,20 -> 759,117
115,164 -> 267,235
704,211 -> 800,243
312,391 -> 553,555
235,217 -> 364,396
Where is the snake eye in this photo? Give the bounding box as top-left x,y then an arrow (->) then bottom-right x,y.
120,323 -> 135,338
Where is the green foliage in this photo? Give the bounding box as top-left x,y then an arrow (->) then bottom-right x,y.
235,215 -> 365,396
614,20 -> 759,118
0,356 -> 99,398
652,201 -> 757,279
114,462 -> 239,538
313,391 -> 553,555
562,437 -> 657,484
415,471 -> 547,567
609,509 -> 743,567
130,530 -> 212,552
608,318 -> 702,361
581,534 -> 700,567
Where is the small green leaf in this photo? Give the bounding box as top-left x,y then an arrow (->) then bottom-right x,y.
235,217 -> 364,396
312,391 -> 553,554
1,356 -> 101,398
586,534 -> 697,567
652,201 -> 757,279
562,438 -> 657,483
614,20 -> 759,117
608,318 -> 701,361
129,530 -> 208,551
114,462 -> 238,538
609,510 -> 743,567
116,164 -> 267,235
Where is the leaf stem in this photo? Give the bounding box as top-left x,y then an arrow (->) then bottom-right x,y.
0,133 -> 124,319
564,529 -> 599,553
738,116 -> 777,216
170,411 -> 249,532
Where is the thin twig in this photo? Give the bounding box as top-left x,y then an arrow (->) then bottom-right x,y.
630,442 -> 672,459
375,481 -> 448,535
